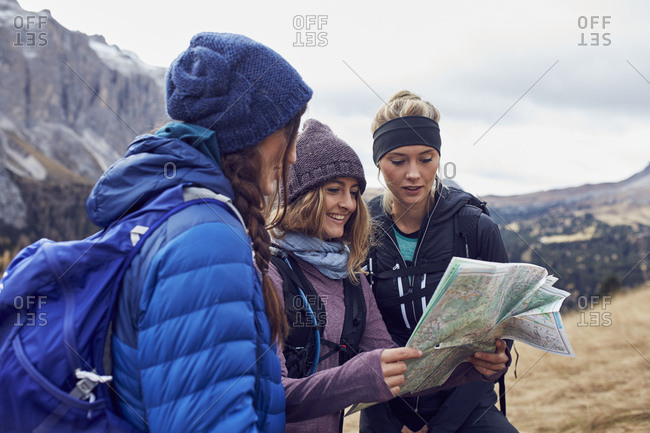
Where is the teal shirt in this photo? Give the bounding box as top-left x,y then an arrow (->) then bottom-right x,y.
393,227 -> 418,263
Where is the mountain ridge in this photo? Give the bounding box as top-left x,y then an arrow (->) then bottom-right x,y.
1,0 -> 166,266
483,162 -> 650,215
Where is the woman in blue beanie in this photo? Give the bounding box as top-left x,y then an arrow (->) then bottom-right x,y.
268,119 -> 510,433
88,32 -> 312,433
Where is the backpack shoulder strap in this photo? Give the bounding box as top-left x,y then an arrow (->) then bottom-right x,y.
338,276 -> 366,364
452,198 -> 488,259
182,186 -> 246,229
270,250 -> 324,325
270,248 -> 325,378
318,275 -> 367,366
271,247 -> 367,371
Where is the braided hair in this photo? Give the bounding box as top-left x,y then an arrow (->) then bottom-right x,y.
222,107 -> 305,342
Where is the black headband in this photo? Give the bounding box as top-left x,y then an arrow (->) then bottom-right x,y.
372,116 -> 441,165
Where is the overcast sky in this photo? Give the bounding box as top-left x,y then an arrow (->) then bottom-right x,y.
17,0 -> 650,196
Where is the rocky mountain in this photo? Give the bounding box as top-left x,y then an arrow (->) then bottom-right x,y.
0,0 -> 167,267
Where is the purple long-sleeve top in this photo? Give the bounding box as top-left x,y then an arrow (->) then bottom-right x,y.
269,256 -> 505,433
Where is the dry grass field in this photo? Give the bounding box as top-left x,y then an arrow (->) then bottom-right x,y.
344,283 -> 650,432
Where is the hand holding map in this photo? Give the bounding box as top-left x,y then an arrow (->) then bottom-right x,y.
466,338 -> 510,376
400,257 -> 575,394
347,257 -> 575,415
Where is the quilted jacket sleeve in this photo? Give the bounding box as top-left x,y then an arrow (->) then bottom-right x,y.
135,220 -> 278,433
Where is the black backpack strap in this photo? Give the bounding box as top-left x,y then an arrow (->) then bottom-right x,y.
270,249 -> 326,378
338,276 -> 366,364
452,202 -> 486,259
498,375 -> 506,416
270,249 -> 325,327
272,246 -> 367,372
315,275 -> 367,367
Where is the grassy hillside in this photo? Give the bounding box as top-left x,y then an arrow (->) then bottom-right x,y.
344,283 -> 650,432
495,210 -> 650,309
503,283 -> 650,432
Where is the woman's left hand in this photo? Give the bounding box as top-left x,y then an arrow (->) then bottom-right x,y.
466,339 -> 509,376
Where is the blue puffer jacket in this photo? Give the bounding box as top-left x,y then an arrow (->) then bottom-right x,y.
86,124 -> 285,433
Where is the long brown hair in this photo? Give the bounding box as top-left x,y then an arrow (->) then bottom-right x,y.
222,107 -> 305,342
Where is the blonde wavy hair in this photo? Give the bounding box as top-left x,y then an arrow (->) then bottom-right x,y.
371,90 -> 443,215
273,183 -> 371,284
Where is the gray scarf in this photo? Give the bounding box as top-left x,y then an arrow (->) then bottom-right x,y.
273,232 -> 350,280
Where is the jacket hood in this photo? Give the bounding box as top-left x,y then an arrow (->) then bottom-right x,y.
368,186 -> 480,228
86,127 -> 234,228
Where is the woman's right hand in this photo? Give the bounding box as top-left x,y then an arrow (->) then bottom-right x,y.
380,347 -> 423,396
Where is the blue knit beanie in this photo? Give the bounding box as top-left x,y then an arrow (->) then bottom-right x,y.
288,119 -> 366,204
166,32 -> 313,154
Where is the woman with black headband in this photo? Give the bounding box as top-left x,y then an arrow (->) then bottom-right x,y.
360,91 -> 519,433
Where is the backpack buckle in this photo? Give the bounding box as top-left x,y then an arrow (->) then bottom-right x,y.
70,369 -> 112,401
75,377 -> 98,396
